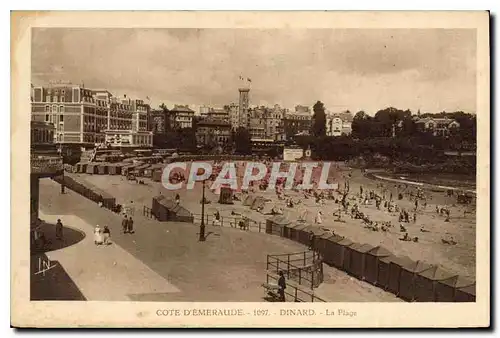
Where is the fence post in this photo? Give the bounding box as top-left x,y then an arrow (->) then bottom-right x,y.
258,222 -> 261,233
294,287 -> 298,302
311,267 -> 314,289
221,216 -> 224,227
287,255 -> 290,276
277,259 -> 280,274
266,255 -> 269,270
299,269 -> 302,285
303,252 -> 306,266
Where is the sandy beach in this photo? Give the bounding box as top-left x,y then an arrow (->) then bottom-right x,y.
76,162 -> 476,280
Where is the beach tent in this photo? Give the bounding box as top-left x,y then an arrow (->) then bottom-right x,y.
455,281 -> 476,302
298,225 -> 326,246
316,232 -> 337,257
108,163 -> 125,175
340,238 -> 356,272
250,196 -> 267,211
387,256 -> 416,296
97,162 -> 109,175
364,246 -> 393,286
151,195 -> 194,223
75,162 -> 88,173
413,265 -> 458,302
122,162 -> 142,176
145,163 -> 164,178
134,163 -> 151,177
376,254 -> 397,290
218,187 -> 234,205
85,163 -> 99,174
265,215 -> 290,236
321,236 -> 351,269
282,221 -> 300,239
398,260 -> 433,301
435,275 -> 474,302
348,243 -> 375,280
320,235 -> 344,268
288,223 -> 309,242
121,164 -> 134,176
243,194 -> 256,206
152,169 -> 163,182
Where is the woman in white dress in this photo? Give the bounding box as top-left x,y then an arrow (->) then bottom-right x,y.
94,225 -> 103,245
315,211 -> 323,225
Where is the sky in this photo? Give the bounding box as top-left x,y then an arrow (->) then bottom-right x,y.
31,28 -> 477,115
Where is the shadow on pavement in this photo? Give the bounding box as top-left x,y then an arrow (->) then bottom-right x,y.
30,253 -> 86,301
31,221 -> 86,254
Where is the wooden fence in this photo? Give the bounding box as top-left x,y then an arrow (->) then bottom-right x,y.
265,274 -> 326,303
267,251 -> 324,289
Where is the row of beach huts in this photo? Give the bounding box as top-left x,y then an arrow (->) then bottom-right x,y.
73,155 -> 258,182
74,156 -> 166,181
265,215 -> 475,303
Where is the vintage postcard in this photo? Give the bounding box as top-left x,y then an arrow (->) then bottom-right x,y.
11,11 -> 490,328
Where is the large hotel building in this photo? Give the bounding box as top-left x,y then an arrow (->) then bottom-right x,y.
30,84 -> 153,150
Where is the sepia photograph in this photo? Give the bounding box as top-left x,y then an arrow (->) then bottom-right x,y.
11,11 -> 490,328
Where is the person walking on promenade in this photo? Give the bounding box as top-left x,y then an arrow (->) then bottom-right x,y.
55,219 -> 64,241
278,271 -> 287,302
127,217 -> 135,234
94,225 -> 103,245
122,216 -> 128,234
103,225 -> 111,245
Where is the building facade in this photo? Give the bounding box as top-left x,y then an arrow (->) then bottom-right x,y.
415,117 -> 460,137
170,105 -> 195,129
103,130 -> 153,148
228,103 -> 240,130
326,111 -> 354,136
149,109 -> 168,134
31,84 -> 151,149
283,106 -> 312,139
248,105 -> 285,141
195,119 -> 232,147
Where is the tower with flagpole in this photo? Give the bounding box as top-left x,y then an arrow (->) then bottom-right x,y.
238,75 -> 252,129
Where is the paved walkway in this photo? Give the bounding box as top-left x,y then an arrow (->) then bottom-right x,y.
39,211 -> 181,301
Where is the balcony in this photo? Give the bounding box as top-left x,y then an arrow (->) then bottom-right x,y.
30,154 -> 64,177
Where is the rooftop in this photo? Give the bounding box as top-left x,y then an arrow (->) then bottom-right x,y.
171,105 -> 195,113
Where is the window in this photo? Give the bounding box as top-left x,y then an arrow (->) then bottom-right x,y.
45,96 -> 50,102
45,114 -> 49,122
61,96 -> 65,102
45,105 -> 50,112
60,115 -> 64,122
60,105 -> 64,112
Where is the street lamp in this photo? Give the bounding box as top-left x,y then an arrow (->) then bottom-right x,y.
57,144 -> 65,194
199,178 -> 206,241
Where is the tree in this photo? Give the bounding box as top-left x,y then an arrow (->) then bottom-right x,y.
312,101 -> 327,137
234,127 -> 252,155
158,103 -> 172,132
352,111 -> 371,139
